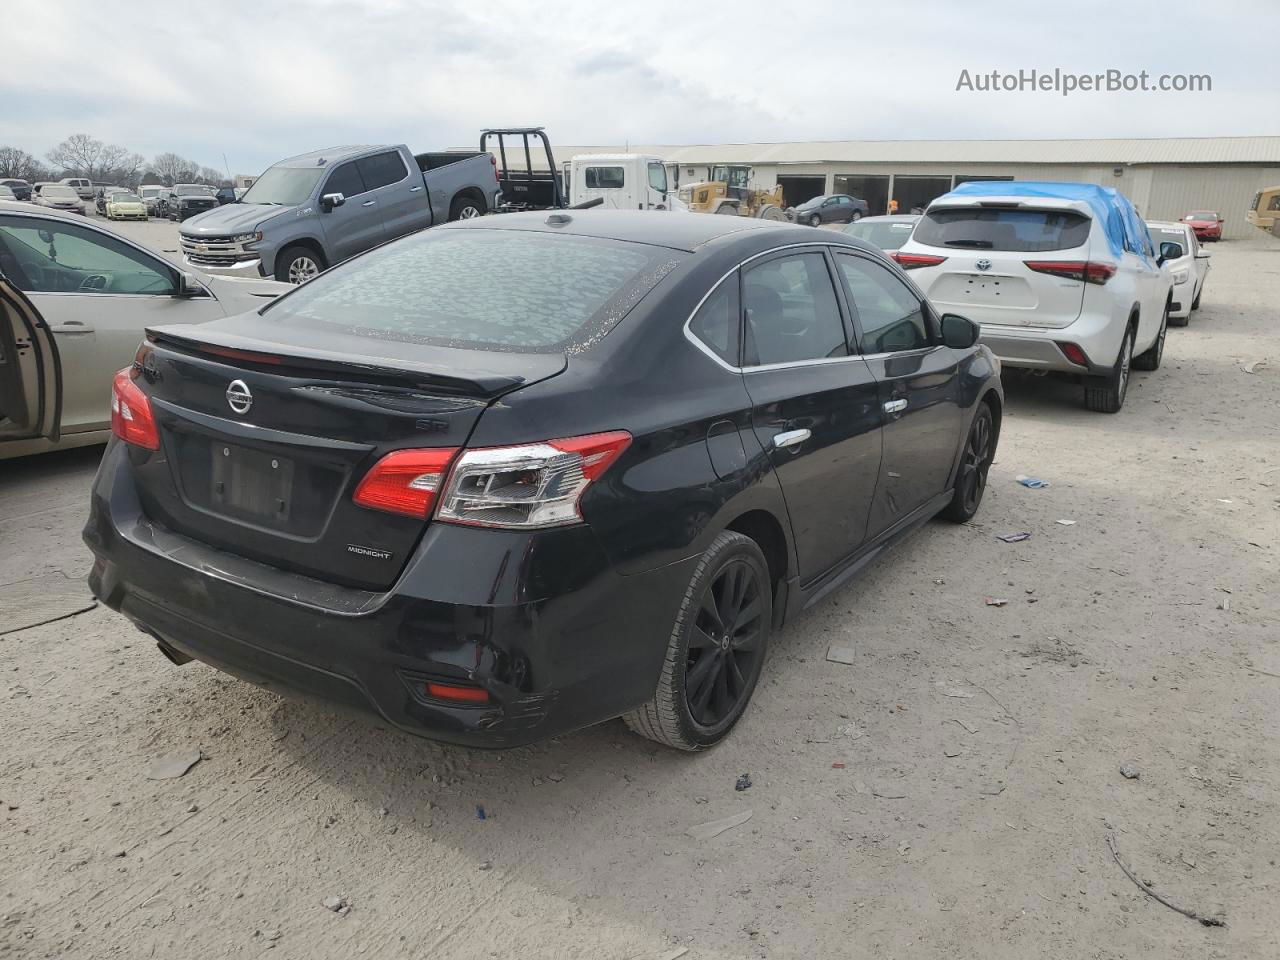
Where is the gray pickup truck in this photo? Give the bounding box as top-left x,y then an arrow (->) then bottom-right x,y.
178,144 -> 500,283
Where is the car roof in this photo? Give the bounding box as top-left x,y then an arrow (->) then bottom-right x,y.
276,145 -> 389,168
0,199 -> 90,221
1146,220 -> 1189,231
439,209 -> 831,252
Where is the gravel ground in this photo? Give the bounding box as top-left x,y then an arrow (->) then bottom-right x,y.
1,233 -> 1277,960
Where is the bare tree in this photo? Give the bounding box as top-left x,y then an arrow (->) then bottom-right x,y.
108,153 -> 147,187
46,133 -> 134,182
0,146 -> 48,181
197,165 -> 227,186
150,152 -> 197,186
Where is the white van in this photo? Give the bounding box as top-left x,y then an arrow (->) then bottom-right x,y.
568,154 -> 678,211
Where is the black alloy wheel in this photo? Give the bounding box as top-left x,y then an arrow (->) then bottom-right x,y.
941,403 -> 995,522
684,558 -> 765,727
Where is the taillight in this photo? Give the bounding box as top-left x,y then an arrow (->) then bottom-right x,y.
110,368 -> 159,450
891,252 -> 948,270
436,430 -> 632,529
353,448 -> 460,518
1024,260 -> 1116,285
490,154 -> 500,184
1056,342 -> 1090,367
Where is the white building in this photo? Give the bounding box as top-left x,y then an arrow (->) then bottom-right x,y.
540,137 -> 1280,239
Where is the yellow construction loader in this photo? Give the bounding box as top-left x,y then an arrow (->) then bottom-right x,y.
677,165 -> 787,220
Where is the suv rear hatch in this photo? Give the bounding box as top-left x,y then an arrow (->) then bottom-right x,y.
907,199 -> 1095,329
118,222 -> 681,591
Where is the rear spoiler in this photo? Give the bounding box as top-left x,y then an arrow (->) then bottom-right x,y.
927,196 -> 1092,216
146,326 -> 565,400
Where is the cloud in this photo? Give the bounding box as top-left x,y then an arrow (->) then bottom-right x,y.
1,0 -> 1275,175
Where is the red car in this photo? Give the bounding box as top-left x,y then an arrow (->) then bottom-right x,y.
1181,210 -> 1223,241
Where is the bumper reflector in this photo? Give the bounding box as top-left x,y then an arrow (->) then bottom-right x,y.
425,681 -> 490,704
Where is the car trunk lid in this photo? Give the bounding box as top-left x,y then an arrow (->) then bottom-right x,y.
131,322 -> 565,591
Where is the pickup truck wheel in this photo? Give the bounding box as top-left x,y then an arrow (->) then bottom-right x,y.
276,246 -> 326,284
449,196 -> 484,221
1084,324 -> 1134,413
624,531 -> 771,751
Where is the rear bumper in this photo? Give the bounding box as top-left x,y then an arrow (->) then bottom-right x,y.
978,307 -> 1121,376
83,441 -> 690,748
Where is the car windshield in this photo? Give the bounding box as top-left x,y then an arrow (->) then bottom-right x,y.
1187,212 -> 1217,220
843,220 -> 917,250
175,185 -> 214,197
43,185 -> 78,199
240,166 -> 324,206
914,207 -> 1092,251
262,227 -> 684,353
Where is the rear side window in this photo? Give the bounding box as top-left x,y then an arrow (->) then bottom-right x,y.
585,166 -> 625,189
689,279 -> 739,365
357,151 -> 409,190
323,161 -> 366,199
915,207 -> 1091,252
263,228 -> 683,353
742,253 -> 846,366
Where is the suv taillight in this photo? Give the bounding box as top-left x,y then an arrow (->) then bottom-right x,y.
1024,260 -> 1116,285
110,367 -> 159,450
490,154 -> 500,185
891,252 -> 947,269
353,448 -> 460,519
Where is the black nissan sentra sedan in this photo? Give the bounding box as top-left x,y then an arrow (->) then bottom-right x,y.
81,210 -> 1002,750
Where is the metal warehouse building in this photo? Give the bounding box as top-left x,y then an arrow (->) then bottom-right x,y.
546,136 -> 1280,239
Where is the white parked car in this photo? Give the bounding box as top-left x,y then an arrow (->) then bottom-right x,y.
1146,220 -> 1210,326
34,183 -> 85,213
894,182 -> 1174,412
0,202 -> 290,459
60,177 -> 96,200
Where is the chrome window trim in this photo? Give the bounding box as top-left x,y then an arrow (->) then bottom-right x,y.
683,240 -> 900,373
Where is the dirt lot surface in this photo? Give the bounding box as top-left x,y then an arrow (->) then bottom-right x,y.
2,234 -> 1278,960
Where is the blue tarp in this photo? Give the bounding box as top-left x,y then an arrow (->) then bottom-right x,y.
941,180 -> 1152,263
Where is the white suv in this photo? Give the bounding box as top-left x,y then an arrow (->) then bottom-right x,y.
894,182 -> 1173,412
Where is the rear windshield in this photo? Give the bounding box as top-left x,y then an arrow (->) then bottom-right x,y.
843,220 -> 916,250
262,227 -> 683,353
915,207 -> 1091,252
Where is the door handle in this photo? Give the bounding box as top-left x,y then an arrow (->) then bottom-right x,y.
409,186 -> 423,192
50,322 -> 95,334
773,428 -> 811,450
883,398 -> 908,415
361,199 -> 376,207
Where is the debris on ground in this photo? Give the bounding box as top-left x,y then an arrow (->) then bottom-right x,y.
980,782 -> 1006,796
944,748 -> 964,758
735,773 -> 752,792
946,718 -> 978,734
264,929 -> 281,942
1015,475 -> 1050,488
835,722 -> 863,740
1218,597 -> 1231,612
826,645 -> 856,665
831,762 -> 846,769
475,805 -> 487,820
547,772 -> 565,783
1242,359 -> 1268,374
186,802 -> 199,813
996,532 -> 1031,543
145,748 -> 203,781
935,681 -> 976,699
478,860 -> 493,871
1119,762 -> 1141,780
933,577 -> 946,585
1057,519 -> 1077,526
985,598 -> 1009,607
1106,833 -> 1225,927
687,809 -> 752,841
657,948 -> 690,960
321,896 -> 349,914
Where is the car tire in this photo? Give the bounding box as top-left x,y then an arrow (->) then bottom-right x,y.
1084,323 -> 1134,413
808,213 -> 821,227
448,194 -> 485,221
940,402 -> 997,523
275,245 -> 327,284
849,210 -> 863,223
623,531 -> 772,751
1133,301 -> 1169,371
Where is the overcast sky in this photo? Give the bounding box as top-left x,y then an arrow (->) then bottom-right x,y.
3,0 -> 1276,176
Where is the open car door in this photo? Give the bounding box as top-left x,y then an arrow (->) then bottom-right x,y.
0,276 -> 62,444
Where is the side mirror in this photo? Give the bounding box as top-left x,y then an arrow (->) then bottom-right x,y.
176,271 -> 206,297
1157,241 -> 1184,265
1195,248 -> 1212,259
320,192 -> 345,212
940,313 -> 980,349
